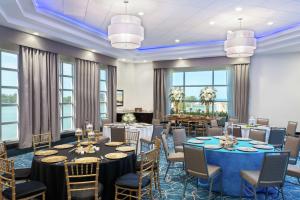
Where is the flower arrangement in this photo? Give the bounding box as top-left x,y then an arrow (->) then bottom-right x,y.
200,87 -> 217,115
169,88 -> 184,114
122,113 -> 136,124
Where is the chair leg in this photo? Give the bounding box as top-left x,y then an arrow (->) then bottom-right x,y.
253,187 -> 257,200
280,187 -> 285,200
42,192 -> 45,200
157,169 -> 162,197
265,187 -> 268,200
153,170 -> 158,189
182,175 -> 189,198
149,176 -> 153,200
208,178 -> 214,200
164,162 -> 171,181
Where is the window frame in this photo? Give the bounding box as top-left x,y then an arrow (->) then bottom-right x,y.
0,50 -> 19,142
59,60 -> 75,132
99,67 -> 108,119
171,68 -> 229,113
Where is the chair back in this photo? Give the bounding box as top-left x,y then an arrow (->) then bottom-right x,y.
249,129 -> 266,142
227,126 -> 242,137
32,132 -> 52,152
206,127 -> 223,136
0,142 -> 7,159
151,125 -> 164,141
139,149 -> 157,182
111,127 -> 126,142
228,117 -> 239,124
0,158 -> 16,200
126,130 -> 140,153
284,136 -> 300,164
173,128 -> 186,147
154,138 -> 161,167
210,119 -> 218,127
286,121 -> 297,136
161,134 -> 169,159
257,118 -> 269,126
64,160 -> 100,200
164,122 -> 171,136
152,118 -> 161,125
268,128 -> 286,147
258,152 -> 290,187
183,145 -> 209,179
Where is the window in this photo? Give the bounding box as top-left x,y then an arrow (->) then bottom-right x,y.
99,68 -> 108,119
171,68 -> 230,114
59,61 -> 74,131
0,51 -> 19,141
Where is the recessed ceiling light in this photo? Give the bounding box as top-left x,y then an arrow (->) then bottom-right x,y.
178,57 -> 183,60
209,21 -> 215,25
175,39 -> 180,43
235,7 -> 242,12
91,49 -> 96,52
33,32 -> 39,36
267,21 -> 274,26
143,60 -> 147,63
138,12 -> 144,16
121,58 -> 126,62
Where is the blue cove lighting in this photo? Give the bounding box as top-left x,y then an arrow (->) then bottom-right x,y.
33,0 -> 300,52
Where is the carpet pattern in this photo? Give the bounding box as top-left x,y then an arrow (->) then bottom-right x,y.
12,136 -> 300,200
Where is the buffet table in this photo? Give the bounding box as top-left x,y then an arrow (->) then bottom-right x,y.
30,143 -> 136,200
186,137 -> 275,196
103,123 -> 153,153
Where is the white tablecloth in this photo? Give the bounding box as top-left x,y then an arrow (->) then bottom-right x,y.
103,123 -> 153,153
225,123 -> 270,142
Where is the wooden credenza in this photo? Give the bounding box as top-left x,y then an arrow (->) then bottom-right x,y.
117,112 -> 153,124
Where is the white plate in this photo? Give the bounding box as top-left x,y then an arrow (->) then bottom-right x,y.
249,141 -> 267,145
196,137 -> 211,140
253,145 -> 273,150
187,139 -> 204,144
237,147 -> 258,152
237,137 -> 251,141
213,136 -> 226,140
204,144 -> 222,149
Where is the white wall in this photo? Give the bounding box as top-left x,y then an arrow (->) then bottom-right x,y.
249,53 -> 300,130
117,61 -> 154,112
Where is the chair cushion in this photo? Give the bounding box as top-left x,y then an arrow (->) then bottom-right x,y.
15,168 -> 31,180
207,165 -> 221,177
168,152 -> 184,162
115,173 -> 151,189
2,181 -> 46,199
175,145 -> 183,152
240,170 -> 260,186
287,164 -> 300,178
71,183 -> 103,200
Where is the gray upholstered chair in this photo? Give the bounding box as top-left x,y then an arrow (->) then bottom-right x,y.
172,128 -> 186,152
111,127 -> 126,142
207,127 -> 223,136
164,122 -> 171,138
228,117 -> 239,124
286,121 -> 298,137
182,145 -> 223,199
268,127 -> 286,149
210,119 -> 219,127
240,152 -> 290,200
152,118 -> 161,125
140,125 -> 164,151
284,136 -> 300,165
227,126 -> 242,138
256,118 -> 269,126
249,129 -> 266,142
286,164 -> 300,184
161,134 -> 184,180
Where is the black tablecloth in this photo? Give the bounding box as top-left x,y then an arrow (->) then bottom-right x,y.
30,143 -> 136,200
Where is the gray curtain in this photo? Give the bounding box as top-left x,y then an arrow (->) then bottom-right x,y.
233,64 -> 250,123
75,59 -> 99,129
19,46 -> 60,148
107,65 -> 117,123
153,68 -> 167,119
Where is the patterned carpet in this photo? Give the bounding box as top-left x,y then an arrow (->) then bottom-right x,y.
12,136 -> 300,200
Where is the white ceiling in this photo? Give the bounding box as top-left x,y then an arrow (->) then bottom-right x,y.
1,0 -> 300,61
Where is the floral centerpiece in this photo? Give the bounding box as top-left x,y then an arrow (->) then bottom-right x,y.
122,113 -> 136,124
169,87 -> 184,114
200,87 -> 217,115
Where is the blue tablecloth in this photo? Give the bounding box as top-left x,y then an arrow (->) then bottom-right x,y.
186,137 -> 275,196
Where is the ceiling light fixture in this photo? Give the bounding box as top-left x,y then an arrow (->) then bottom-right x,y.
224,18 -> 256,58
267,21 -> 274,26
235,7 -> 242,12
209,21 -> 215,25
138,12 -> 144,16
178,57 -> 183,60
143,60 -> 147,63
175,39 -> 180,43
33,32 -> 39,35
108,0 -> 144,49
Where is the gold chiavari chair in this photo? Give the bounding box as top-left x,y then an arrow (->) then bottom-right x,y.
115,148 -> 157,200
32,132 -> 51,152
153,138 -> 161,196
64,160 -> 101,200
195,120 -> 207,136
0,158 -> 46,200
126,130 -> 140,153
0,142 -> 7,159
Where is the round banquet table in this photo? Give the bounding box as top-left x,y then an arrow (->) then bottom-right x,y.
30,143 -> 136,200
103,123 -> 153,153
186,137 -> 275,196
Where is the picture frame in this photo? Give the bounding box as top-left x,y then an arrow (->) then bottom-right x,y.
116,90 -> 124,107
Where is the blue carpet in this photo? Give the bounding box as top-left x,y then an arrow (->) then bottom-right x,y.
12,136 -> 300,200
